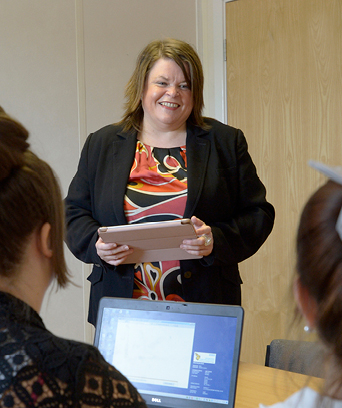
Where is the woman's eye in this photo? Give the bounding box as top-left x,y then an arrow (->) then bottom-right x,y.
157,82 -> 167,86
180,84 -> 190,90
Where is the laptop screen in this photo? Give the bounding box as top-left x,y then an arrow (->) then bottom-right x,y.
94,298 -> 244,408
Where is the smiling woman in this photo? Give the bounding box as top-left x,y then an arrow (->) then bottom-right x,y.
65,38 -> 275,326
141,58 -> 193,141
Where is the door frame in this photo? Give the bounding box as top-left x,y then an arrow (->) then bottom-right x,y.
196,0 -> 234,124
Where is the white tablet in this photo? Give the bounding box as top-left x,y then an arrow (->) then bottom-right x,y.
98,218 -> 202,264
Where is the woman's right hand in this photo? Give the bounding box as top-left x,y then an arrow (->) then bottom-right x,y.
95,237 -> 134,266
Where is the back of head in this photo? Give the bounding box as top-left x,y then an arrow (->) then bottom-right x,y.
0,109 -> 69,287
120,38 -> 205,131
296,180 -> 342,362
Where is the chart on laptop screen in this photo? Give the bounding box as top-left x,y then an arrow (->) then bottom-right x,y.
113,318 -> 195,388
97,307 -> 238,405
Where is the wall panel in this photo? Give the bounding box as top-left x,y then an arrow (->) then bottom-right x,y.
226,0 -> 342,364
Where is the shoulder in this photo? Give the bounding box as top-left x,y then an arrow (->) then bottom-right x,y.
191,118 -> 247,152
2,326 -> 146,407
30,332 -> 147,406
192,118 -> 245,148
259,388 -> 328,408
188,118 -> 242,139
92,123 -> 124,137
25,330 -> 106,381
203,117 -> 241,136
86,123 -> 129,145
80,124 -> 136,161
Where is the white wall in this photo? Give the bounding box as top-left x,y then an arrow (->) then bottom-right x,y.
1,0 -> 199,343
1,0 -> 85,340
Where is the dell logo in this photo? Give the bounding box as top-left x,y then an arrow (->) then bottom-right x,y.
151,397 -> 162,403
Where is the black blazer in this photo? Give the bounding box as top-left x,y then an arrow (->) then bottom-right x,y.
65,118 -> 275,325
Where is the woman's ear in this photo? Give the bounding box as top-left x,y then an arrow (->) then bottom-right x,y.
293,277 -> 317,329
39,222 -> 53,258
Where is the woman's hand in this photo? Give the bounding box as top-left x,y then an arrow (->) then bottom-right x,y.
180,215 -> 214,257
95,237 -> 134,266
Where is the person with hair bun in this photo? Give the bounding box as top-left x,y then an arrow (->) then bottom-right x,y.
260,161 -> 342,408
0,108 -> 147,407
65,38 -> 275,326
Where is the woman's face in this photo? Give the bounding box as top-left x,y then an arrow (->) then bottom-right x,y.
141,58 -> 193,132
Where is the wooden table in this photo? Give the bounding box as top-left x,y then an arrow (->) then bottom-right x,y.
235,362 -> 324,408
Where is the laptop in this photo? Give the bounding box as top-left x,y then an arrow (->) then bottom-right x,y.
94,297 -> 244,408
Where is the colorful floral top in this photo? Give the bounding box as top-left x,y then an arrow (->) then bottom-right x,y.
124,141 -> 188,302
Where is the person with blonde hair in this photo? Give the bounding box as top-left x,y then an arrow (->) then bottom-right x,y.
260,162 -> 342,408
0,108 -> 147,407
65,38 -> 275,326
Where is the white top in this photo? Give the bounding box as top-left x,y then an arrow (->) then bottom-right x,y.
259,387 -> 342,408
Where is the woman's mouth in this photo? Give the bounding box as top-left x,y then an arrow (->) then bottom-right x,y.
159,102 -> 180,108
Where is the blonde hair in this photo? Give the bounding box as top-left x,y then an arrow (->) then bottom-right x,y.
0,109 -> 69,287
117,38 -> 208,132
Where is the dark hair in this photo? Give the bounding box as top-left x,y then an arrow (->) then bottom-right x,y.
296,180 -> 342,362
0,109 -> 69,287
117,38 -> 207,132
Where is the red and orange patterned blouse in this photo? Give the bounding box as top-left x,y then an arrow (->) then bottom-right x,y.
124,141 -> 188,302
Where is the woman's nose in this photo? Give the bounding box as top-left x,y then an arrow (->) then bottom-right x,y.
167,86 -> 179,97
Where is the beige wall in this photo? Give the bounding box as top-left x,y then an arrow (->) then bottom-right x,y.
226,0 -> 342,364
1,0 -> 199,343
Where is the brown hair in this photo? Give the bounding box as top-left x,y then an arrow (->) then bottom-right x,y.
0,109 -> 69,287
117,38 -> 207,132
296,181 -> 342,363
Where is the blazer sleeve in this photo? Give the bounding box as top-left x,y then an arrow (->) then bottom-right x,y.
64,133 -> 102,265
210,128 -> 275,266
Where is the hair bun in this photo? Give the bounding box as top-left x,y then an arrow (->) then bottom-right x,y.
0,108 -> 30,182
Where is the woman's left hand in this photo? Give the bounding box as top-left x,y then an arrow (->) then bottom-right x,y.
180,215 -> 214,257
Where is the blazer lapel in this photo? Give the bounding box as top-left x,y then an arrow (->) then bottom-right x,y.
111,129 -> 137,225
109,124 -> 210,223
184,124 -> 210,218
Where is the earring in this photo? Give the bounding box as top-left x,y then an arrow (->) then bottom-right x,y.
304,325 -> 310,332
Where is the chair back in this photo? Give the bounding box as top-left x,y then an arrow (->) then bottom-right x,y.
265,339 -> 325,378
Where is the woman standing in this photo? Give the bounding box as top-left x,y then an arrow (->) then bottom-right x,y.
65,38 -> 275,326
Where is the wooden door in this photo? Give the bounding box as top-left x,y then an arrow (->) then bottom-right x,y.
226,0 -> 342,364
